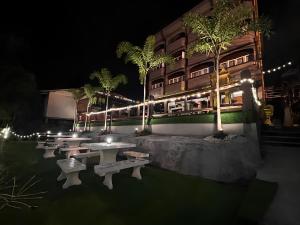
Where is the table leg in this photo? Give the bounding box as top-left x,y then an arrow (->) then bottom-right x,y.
132,166 -> 142,180
57,171 -> 66,181
63,172 -> 82,189
43,149 -> 55,158
103,173 -> 113,190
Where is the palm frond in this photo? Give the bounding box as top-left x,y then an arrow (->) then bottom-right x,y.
111,74 -> 127,89
143,35 -> 156,61
68,88 -> 84,101
90,68 -> 127,92
183,0 -> 270,56
116,41 -> 134,59
150,54 -> 174,69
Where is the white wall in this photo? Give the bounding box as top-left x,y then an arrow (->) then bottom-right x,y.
89,123 -> 257,137
46,90 -> 75,120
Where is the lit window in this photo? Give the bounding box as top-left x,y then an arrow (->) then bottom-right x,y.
236,57 -> 243,65
152,82 -> 163,89
190,67 -> 210,78
168,76 -> 183,84
229,60 -> 235,67
221,53 -> 251,69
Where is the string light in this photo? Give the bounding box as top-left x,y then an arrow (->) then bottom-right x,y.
85,78 -> 263,117
262,61 -> 292,75
2,129 -> 40,140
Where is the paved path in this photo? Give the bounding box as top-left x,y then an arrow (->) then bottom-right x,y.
257,146 -> 300,225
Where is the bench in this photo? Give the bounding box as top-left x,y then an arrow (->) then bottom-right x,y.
42,146 -> 58,158
123,151 -> 150,159
56,158 -> 86,189
36,141 -> 46,149
73,151 -> 101,164
94,158 -> 150,190
59,147 -> 89,159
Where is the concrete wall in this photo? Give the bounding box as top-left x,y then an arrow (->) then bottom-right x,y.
46,90 -> 75,120
89,123 -> 258,137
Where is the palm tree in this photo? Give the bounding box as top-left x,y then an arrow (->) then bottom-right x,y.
68,88 -> 84,131
90,68 -> 127,131
83,84 -> 101,131
117,35 -> 174,130
183,0 -> 270,134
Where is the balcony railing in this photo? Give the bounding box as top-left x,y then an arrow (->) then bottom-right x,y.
150,87 -> 164,98
149,67 -> 165,79
165,82 -> 184,95
187,73 -> 211,90
166,59 -> 186,74
167,36 -> 186,53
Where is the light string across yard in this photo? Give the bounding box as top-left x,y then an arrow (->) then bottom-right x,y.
262,61 -> 292,75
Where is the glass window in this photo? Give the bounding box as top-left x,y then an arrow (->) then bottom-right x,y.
231,91 -> 243,105
229,60 -> 235,67
236,57 -> 243,65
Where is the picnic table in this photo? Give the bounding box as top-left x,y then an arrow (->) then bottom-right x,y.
81,142 -> 136,164
56,137 -> 92,147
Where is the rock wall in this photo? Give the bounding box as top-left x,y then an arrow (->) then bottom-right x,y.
123,135 -> 262,182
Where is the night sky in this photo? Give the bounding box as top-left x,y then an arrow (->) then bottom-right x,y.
0,0 -> 299,100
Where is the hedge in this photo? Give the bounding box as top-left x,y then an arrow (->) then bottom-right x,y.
78,111 -> 256,127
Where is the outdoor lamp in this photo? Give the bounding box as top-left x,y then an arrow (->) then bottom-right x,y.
135,128 -> 138,131
72,133 -> 78,138
106,137 -> 112,144
57,132 -> 62,136
47,130 -> 51,134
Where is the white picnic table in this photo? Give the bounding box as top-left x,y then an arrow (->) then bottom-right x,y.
47,135 -> 73,138
56,137 -> 92,147
81,142 -> 136,164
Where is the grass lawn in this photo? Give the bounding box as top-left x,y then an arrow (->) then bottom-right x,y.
0,141 -> 277,225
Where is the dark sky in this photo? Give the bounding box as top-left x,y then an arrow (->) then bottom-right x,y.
0,0 -> 300,100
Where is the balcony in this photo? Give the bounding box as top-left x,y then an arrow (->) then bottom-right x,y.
150,87 -> 164,98
149,67 -> 165,79
188,53 -> 212,66
226,61 -> 258,82
166,59 -> 186,74
165,82 -> 184,95
187,73 -> 211,90
167,36 -> 186,53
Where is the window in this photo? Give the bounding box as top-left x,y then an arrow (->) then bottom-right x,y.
190,67 -> 210,78
229,60 -> 235,67
173,51 -> 185,61
168,76 -> 183,85
220,62 -> 227,69
151,82 -> 163,89
230,90 -> 243,105
236,57 -> 243,65
220,54 -> 250,69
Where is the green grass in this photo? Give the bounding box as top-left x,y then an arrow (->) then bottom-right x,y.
0,141 -> 276,225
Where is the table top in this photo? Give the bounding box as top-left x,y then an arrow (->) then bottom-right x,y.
82,142 -> 136,151
47,135 -> 73,138
56,137 -> 92,142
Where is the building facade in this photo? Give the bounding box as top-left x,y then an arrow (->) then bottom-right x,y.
77,0 -> 263,124
148,0 -> 263,115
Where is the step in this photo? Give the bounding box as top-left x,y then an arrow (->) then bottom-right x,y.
261,140 -> 300,147
262,135 -> 300,139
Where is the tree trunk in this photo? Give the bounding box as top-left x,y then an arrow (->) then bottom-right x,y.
84,103 -> 89,131
215,54 -> 223,132
72,101 -> 77,131
142,77 -> 146,130
104,93 -> 109,131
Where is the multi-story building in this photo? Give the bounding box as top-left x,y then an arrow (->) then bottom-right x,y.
77,0 -> 263,124
149,0 -> 263,115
